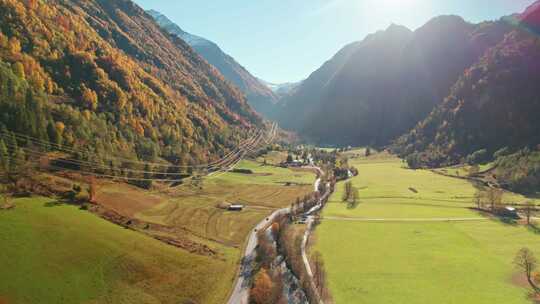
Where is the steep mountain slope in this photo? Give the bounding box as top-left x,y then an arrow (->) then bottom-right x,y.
277,16 -> 512,146
261,80 -> 300,99
148,10 -> 279,117
0,0 -> 260,169
301,24 -> 413,145
521,0 -> 540,32
394,3 -> 540,167
275,40 -> 364,131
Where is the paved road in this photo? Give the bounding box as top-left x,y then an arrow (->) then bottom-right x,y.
227,166 -> 322,304
227,207 -> 290,304
301,217 -> 315,278
300,178 -> 330,304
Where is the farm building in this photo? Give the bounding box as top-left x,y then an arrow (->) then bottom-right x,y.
228,204 -> 244,211
500,207 -> 519,218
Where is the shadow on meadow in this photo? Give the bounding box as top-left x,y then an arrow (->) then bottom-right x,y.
527,224 -> 540,235
43,198 -> 87,209
347,201 -> 360,209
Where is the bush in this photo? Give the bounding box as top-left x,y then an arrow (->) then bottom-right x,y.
231,168 -> 253,174
406,153 -> 422,169
494,149 -> 540,194
493,147 -> 510,159
466,149 -> 488,165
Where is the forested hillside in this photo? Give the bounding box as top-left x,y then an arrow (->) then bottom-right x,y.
298,24 -> 413,146
276,16 -> 512,146
148,10 -> 279,118
393,6 -> 540,168
274,40 -> 363,132
0,0 -> 261,173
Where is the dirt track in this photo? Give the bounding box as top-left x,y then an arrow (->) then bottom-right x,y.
322,216 -> 490,222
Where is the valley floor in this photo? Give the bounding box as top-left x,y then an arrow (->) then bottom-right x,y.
313,154 -> 540,304
0,159 -> 315,304
0,197 -> 236,304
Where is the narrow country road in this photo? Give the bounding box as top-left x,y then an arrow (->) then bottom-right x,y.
301,217 -> 315,277
300,183 -> 331,304
227,166 -> 322,304
227,207 -> 289,304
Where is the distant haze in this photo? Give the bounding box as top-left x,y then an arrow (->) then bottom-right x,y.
135,0 -> 534,83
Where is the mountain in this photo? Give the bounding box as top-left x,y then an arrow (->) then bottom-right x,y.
299,24 -> 414,146
275,16 -> 511,146
274,40 -> 364,132
393,4 -> 540,167
0,0 -> 261,169
521,0 -> 540,32
147,10 -> 279,117
260,80 -> 300,99
147,9 -> 210,48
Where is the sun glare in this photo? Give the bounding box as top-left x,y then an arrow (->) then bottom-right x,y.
362,0 -> 425,11
358,0 -> 430,27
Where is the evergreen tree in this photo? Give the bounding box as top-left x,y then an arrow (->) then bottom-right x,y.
0,139 -> 9,173
12,147 -> 26,173
46,120 -> 62,148
142,163 -> 153,189
5,131 -> 17,155
24,90 -> 38,135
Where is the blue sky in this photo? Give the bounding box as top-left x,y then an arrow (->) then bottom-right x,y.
134,0 -> 534,83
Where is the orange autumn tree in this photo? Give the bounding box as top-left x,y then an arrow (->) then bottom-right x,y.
0,0 -> 261,176
88,177 -> 98,204
271,222 -> 280,239
81,86 -> 98,111
251,268 -> 274,304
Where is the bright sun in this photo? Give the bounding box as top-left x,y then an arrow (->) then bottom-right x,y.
362,0 -> 427,18
377,0 -> 418,9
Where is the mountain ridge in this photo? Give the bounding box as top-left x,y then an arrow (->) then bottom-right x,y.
393,4 -> 540,167
276,15 -> 512,146
147,10 -> 280,117
0,0 -> 261,168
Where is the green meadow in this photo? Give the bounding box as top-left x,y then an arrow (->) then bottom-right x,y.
0,197 -> 236,304
216,159 -> 315,186
134,159 -> 315,246
0,158 -> 317,303
314,156 -> 540,303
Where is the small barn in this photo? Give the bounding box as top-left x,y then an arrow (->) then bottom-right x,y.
228,204 -> 244,211
500,206 -> 519,218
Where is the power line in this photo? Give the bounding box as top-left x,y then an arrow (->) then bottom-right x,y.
2,127 -> 267,175
0,127 -> 264,169
206,124 -> 275,179
1,128 -> 260,169
0,123 -> 277,183
1,133 -> 260,181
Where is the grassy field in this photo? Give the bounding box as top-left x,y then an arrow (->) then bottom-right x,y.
130,160 -> 315,247
433,163 -> 496,178
256,150 -> 289,165
217,160 -> 315,186
314,155 -> 540,304
0,197 -> 237,304
340,147 -> 368,158
0,158 -> 316,304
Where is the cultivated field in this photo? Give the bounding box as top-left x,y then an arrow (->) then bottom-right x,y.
256,150 -> 289,165
117,159 -> 315,247
0,197 -> 236,304
0,158 -> 316,304
313,154 -> 540,304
